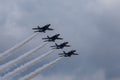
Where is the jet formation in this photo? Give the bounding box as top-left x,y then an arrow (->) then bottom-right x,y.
33,24 -> 79,57
0,24 -> 78,80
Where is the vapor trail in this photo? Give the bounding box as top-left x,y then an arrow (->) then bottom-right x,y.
2,50 -> 55,80
21,57 -> 63,80
0,42 -> 47,75
0,33 -> 39,62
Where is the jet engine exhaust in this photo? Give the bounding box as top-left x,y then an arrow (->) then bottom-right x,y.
2,50 -> 55,80
0,33 -> 39,63
21,57 -> 62,80
0,41 -> 46,75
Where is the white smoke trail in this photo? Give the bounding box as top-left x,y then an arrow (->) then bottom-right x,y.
0,33 -> 39,62
21,57 -> 63,80
0,42 -> 47,75
2,50 -> 55,80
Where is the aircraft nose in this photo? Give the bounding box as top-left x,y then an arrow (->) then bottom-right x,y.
57,34 -> 60,36
66,42 -> 69,44
73,50 -> 76,52
74,50 -> 76,52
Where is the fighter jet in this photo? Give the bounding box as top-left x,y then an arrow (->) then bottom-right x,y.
59,50 -> 78,57
51,42 -> 70,49
42,34 -> 63,42
32,24 -> 53,33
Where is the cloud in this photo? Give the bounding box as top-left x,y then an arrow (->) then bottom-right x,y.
33,69 -> 106,80
0,0 -> 120,80
33,74 -> 75,80
77,69 -> 106,80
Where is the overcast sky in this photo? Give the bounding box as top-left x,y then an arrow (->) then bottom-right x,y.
0,0 -> 120,80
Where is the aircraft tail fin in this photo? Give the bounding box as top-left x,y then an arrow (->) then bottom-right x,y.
63,51 -> 66,54
55,43 -> 58,46
37,26 -> 40,28
42,36 -> 49,40
47,36 -> 50,38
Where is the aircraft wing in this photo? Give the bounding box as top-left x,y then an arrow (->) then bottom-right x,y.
34,31 -> 40,32
65,45 -> 70,47
47,28 -> 54,30
57,38 -> 63,40
73,53 -> 79,55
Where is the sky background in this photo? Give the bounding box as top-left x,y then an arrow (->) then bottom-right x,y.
0,0 -> 120,80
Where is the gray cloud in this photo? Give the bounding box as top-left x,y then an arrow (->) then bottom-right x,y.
0,0 -> 120,80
